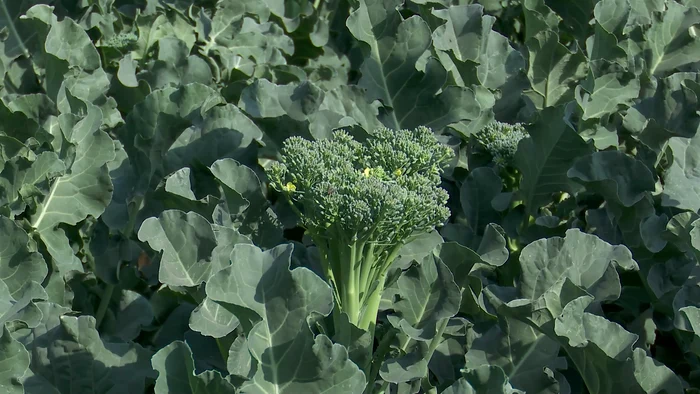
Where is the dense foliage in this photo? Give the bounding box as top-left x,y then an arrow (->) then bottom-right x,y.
0,0 -> 699,393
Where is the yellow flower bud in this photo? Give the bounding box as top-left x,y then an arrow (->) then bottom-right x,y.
282,182 -> 297,192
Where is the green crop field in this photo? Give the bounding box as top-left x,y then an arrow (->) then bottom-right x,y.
0,0 -> 698,393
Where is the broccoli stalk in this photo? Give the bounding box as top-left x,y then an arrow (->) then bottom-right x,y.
267,127 -> 453,331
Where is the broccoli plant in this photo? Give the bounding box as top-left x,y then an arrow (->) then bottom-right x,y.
267,127 -> 453,331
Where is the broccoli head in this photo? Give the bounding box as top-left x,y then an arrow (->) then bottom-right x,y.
267,126 -> 453,330
474,120 -> 528,167
103,32 -> 138,49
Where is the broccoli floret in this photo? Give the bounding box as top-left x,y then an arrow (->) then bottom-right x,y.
103,32 -> 138,49
474,120 -> 528,167
267,126 -> 453,330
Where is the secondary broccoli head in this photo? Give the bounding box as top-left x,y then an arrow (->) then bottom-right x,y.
268,126 -> 453,245
103,32 -> 138,49
474,121 -> 528,166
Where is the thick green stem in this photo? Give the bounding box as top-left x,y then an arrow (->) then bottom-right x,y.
358,272 -> 386,331
314,238 -> 341,304
368,244 -> 403,288
425,318 -> 449,362
328,232 -> 345,303
124,196 -> 144,238
215,337 -> 231,362
358,242 -> 377,301
95,284 -> 115,329
343,242 -> 360,324
357,244 -> 403,331
375,381 -> 390,394
364,329 -> 396,394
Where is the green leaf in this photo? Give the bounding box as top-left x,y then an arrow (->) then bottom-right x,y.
0,326 -> 29,394
391,231 -> 444,271
227,335 -> 254,379
143,37 -> 213,89
189,298 -> 240,338
117,83 -> 225,193
0,0 -> 40,63
576,60 -> 640,120
594,0 -> 664,36
436,242 -> 482,288
44,18 -> 101,71
347,1 -> 492,131
662,132 -> 700,211
238,80 -> 382,156
0,280 -> 46,330
460,167 -> 502,236
640,213 -> 669,253
427,335 -> 466,387
431,4 -> 524,90
476,224 -> 509,266
632,73 -> 700,140
152,340 -> 236,394
117,53 -> 139,88
0,151 -> 66,210
518,229 -> 638,301
194,0 -> 271,45
0,217 -> 47,297
209,159 -> 283,247
261,0 -> 313,32
53,68 -> 123,128
102,290 -> 154,342
13,303 -> 154,394
483,227 -> 680,394
465,317 -> 561,393
522,0 -> 561,40
30,101 -> 115,273
138,210 -> 221,287
554,301 -> 684,394
631,348 -> 685,394
108,83 -> 231,232
387,255 -> 461,341
547,0 -> 597,42
204,244 -> 366,393
195,3 -> 291,79
332,312 -> 373,372
210,159 -> 265,215
525,30 -> 587,109
644,1 -> 700,75
379,344 -> 429,384
671,259 -> 700,337
0,1 -> 695,390
310,86 -> 383,137
444,366 -> 524,394
568,151 -> 656,207
515,106 -> 593,215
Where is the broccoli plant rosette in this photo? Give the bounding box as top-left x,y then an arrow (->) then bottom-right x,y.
267,126 -> 453,331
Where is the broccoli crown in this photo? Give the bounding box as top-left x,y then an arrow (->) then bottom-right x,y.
475,121 -> 528,166
103,32 -> 138,49
268,126 -> 454,245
